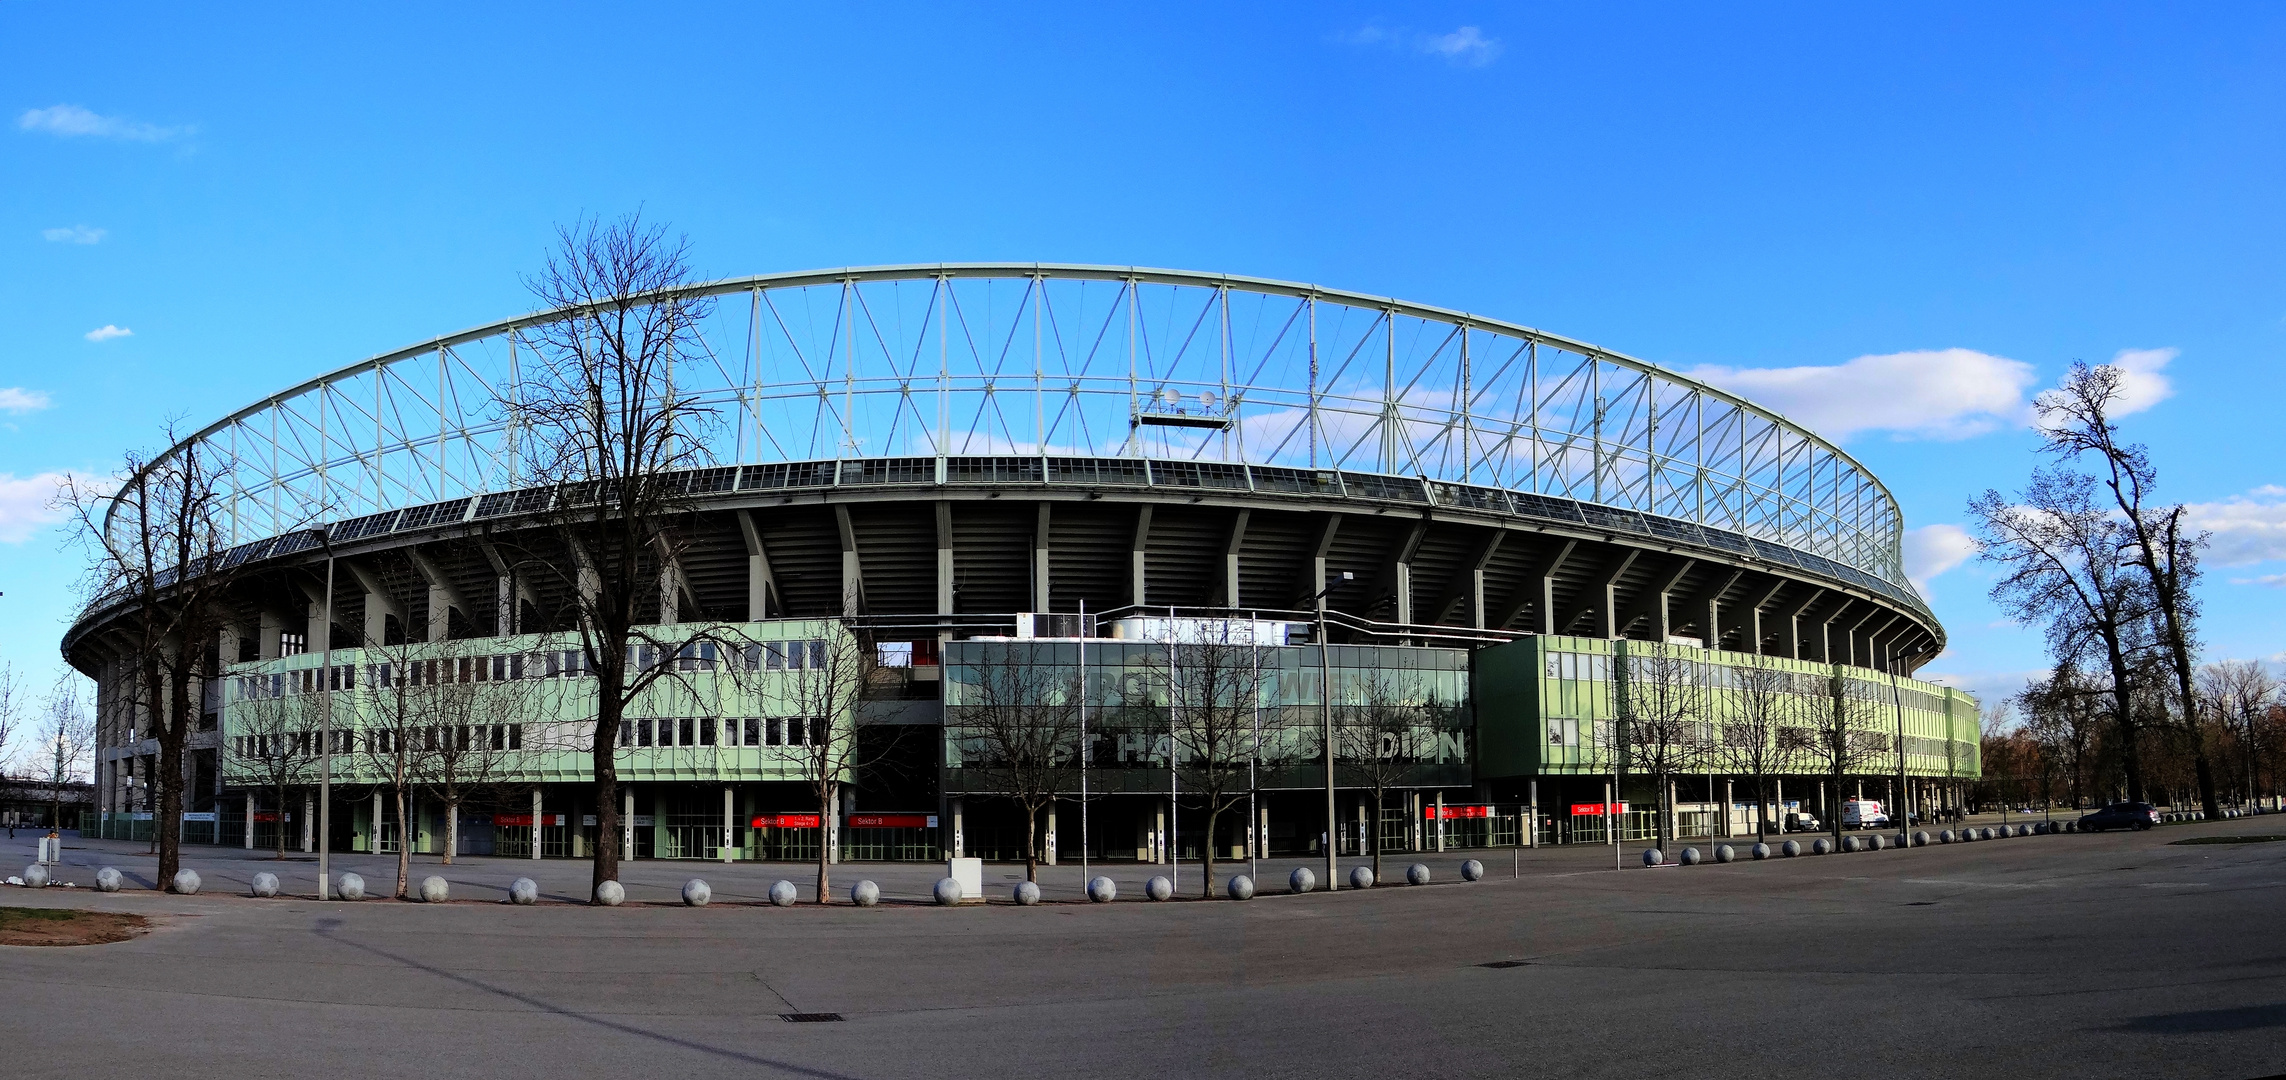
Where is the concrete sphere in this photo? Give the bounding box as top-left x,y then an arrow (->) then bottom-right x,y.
1985,827 -> 1998,840
1842,836 -> 1862,853
1914,831 -> 1932,847
1714,845 -> 1736,864
1406,863 -> 1431,885
1015,881 -> 1042,906
1940,829 -> 1956,843
850,880 -> 880,907
1751,842 -> 1771,861
682,879 -> 712,907
1289,867 -> 1316,894
1087,876 -> 1116,903
594,879 -> 625,906
171,869 -> 201,895
1811,837 -> 1833,855
419,876 -> 450,903
509,878 -> 538,905
934,877 -> 962,906
769,880 -> 798,907
95,867 -> 122,892
1680,847 -> 1702,866
23,864 -> 49,888
1642,848 -> 1664,867
1461,858 -> 1486,881
1348,866 -> 1375,890
337,873 -> 366,901
250,872 -> 279,898
1227,874 -> 1255,901
1146,875 -> 1174,901
1867,835 -> 1886,852
1782,840 -> 1802,857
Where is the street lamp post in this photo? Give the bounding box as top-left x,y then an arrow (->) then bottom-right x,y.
315,529 -> 335,901
1312,571 -> 1354,890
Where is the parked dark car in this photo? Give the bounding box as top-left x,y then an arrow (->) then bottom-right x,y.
2078,802 -> 2160,831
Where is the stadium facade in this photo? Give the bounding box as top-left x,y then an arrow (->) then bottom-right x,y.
65,264 -> 1979,863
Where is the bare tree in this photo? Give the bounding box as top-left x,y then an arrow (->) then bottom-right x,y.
2037,361 -> 2219,818
2020,660 -> 2101,809
2200,660 -> 2276,809
1721,657 -> 1794,842
411,656 -> 537,865
1617,644 -> 1707,851
1145,631 -> 1269,898
1329,670 -> 1444,882
1792,669 -> 1894,843
36,677 -> 95,832
226,677 -> 321,859
1971,468 -> 2158,802
62,428 -> 263,889
0,663 -> 24,784
950,640 -> 1083,883
499,212 -> 720,903
781,627 -> 874,904
359,639 -> 449,898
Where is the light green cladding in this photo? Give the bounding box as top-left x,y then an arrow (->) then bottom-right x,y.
218,619 -> 856,787
1472,635 -> 1981,780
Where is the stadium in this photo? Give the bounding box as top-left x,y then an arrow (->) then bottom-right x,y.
64,263 -> 1980,866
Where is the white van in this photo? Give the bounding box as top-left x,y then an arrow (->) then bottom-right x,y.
1842,798 -> 1888,829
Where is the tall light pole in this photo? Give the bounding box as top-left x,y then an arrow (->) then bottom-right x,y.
315,529 -> 336,901
1312,571 -> 1354,889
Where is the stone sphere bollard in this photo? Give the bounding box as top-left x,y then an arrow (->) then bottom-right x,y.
682,879 -> 712,907
594,880 -> 625,907
1715,845 -> 1735,864
1015,881 -> 1042,906
1406,863 -> 1431,885
769,880 -> 798,907
251,872 -> 279,898
1915,831 -> 1932,847
1146,875 -> 1174,901
1842,836 -> 1861,853
1348,866 -> 1375,890
1227,875 -> 1255,901
850,880 -> 880,907
1087,876 -> 1116,903
1811,837 -> 1832,855
420,876 -> 450,903
934,878 -> 962,906
1461,859 -> 1486,881
95,866 -> 123,892
337,873 -> 366,901
23,864 -> 50,888
1680,847 -> 1702,866
1867,835 -> 1886,852
171,869 -> 201,895
1751,842 -> 1771,861
1782,840 -> 1801,857
1940,829 -> 1955,843
1642,848 -> 1664,867
1289,867 -> 1316,894
509,877 -> 538,905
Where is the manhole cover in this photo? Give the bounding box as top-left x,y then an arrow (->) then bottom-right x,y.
780,1013 -> 845,1023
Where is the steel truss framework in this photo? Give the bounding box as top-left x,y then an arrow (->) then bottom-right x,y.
109,264 -> 1916,600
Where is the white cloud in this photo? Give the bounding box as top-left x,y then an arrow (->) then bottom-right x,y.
0,472 -> 68,543
41,225 -> 104,244
83,325 -> 132,342
0,388 -> 52,414
2099,347 -> 2175,416
2229,572 -> 2286,588
1686,348 -> 2037,441
17,104 -> 190,142
2183,486 -> 2286,567
1918,663 -> 2046,710
1903,523 -> 1977,592
1337,24 -> 1503,67
1421,27 -> 1502,67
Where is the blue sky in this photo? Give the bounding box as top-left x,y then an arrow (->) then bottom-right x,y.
4,3 -> 2284,724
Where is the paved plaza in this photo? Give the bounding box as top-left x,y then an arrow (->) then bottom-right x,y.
2,817 -> 2280,1079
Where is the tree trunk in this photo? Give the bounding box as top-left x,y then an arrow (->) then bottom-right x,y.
1754,772 -> 1768,843
395,787 -> 411,899
1200,803 -> 1219,899
275,784 -> 288,860
158,666 -> 189,886
814,780 -> 833,904
591,697 -> 622,902
444,801 -> 457,865
1024,801 -> 1040,884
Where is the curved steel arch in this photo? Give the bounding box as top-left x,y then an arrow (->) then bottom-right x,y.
110,263 -> 1915,595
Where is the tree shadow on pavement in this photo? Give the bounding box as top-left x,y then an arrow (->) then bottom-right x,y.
2112,1003 -> 2286,1034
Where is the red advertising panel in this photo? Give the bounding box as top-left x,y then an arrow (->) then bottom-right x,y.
1423,804 -> 1492,820
750,814 -> 823,829
848,813 -> 935,829
493,814 -> 566,827
1569,802 -> 1631,816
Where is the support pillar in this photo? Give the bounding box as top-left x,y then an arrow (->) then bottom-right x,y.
951,797 -> 965,859
1434,790 -> 1446,851
622,788 -> 635,863
532,788 -> 543,860
301,791 -> 313,853
245,792 -> 255,849
1044,802 -> 1058,866
723,786 -> 735,863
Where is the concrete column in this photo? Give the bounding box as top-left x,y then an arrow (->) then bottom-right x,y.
301,791 -> 313,853
532,788 -> 543,860
1034,503 -> 1053,613
1355,798 -> 1368,857
1528,780 -> 1539,848
934,502 -> 955,618
1724,780 -> 1734,837
1044,802 -> 1058,866
951,797 -> 965,858
245,792 -> 255,849
1434,791 -> 1446,851
622,788 -> 634,862
1130,506 -> 1153,607
723,786 -> 735,863
827,785 -> 840,865
1257,802 -> 1270,859
1604,782 -> 1615,846
738,509 -> 778,621
371,792 -> 381,853
1156,799 -> 1170,864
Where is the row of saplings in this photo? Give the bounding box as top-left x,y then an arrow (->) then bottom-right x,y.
1643,820 -> 2078,867
16,859 -> 1493,906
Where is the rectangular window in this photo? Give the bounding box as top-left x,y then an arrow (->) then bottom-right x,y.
636,719 -> 653,748
1547,719 -> 1565,746
765,642 -> 785,670
808,640 -> 827,669
1546,654 -> 1561,679
507,724 -> 522,750
1560,653 -> 1578,681
679,717 -> 695,746
766,717 -> 784,746
808,717 -> 828,746
744,717 -> 762,746
1590,655 -> 1610,681
699,717 -> 716,746
620,719 -> 633,747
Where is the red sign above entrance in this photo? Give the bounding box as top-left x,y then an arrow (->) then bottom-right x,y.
1423,804 -> 1492,820
493,814 -> 565,827
750,814 -> 822,829
1570,803 -> 1630,816
848,814 -> 935,829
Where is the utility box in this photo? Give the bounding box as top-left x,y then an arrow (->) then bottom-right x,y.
946,857 -> 983,902
38,835 -> 60,864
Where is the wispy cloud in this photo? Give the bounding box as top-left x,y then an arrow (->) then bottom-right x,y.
0,472 -> 69,543
83,325 -> 131,342
1687,348 -> 2037,441
2187,485 -> 2286,567
17,104 -> 191,142
41,225 -> 105,244
2230,572 -> 2286,588
1903,523 -> 1978,593
1337,24 -> 1503,68
0,388 -> 52,414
